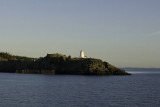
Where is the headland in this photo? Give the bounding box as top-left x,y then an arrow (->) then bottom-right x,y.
0,52 -> 130,75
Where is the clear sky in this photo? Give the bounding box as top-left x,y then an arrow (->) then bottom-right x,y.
0,0 -> 160,68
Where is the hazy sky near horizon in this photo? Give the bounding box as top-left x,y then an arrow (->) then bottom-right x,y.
0,0 -> 160,68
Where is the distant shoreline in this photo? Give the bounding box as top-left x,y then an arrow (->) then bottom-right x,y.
122,67 -> 160,70
0,52 -> 131,75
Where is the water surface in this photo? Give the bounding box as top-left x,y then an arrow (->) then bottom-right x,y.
0,69 -> 160,107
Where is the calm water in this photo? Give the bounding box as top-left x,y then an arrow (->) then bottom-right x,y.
0,69 -> 160,107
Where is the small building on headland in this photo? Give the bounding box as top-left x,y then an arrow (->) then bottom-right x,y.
80,50 -> 87,58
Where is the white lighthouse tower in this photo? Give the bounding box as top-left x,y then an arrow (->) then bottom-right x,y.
80,50 -> 85,58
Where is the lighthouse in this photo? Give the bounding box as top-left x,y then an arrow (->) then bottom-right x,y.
80,50 -> 86,58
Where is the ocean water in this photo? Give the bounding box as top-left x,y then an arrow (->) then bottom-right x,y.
0,69 -> 160,107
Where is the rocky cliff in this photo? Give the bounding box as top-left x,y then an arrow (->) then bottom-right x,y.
0,52 -> 130,75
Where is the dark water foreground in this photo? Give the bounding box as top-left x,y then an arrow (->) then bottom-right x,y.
0,69 -> 160,107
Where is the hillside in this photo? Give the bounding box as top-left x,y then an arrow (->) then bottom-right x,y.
0,52 -> 130,75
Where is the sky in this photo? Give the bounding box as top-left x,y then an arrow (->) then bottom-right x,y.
0,0 -> 160,68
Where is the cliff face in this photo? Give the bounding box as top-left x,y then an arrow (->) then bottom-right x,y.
0,52 -> 130,75
55,58 -> 106,75
54,58 -> 129,75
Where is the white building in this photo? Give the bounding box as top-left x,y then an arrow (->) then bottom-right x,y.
80,50 -> 87,58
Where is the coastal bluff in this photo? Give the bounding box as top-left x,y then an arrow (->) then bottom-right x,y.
0,52 -> 130,75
